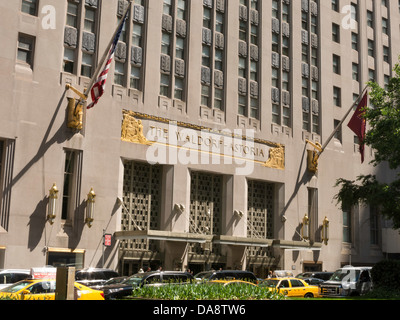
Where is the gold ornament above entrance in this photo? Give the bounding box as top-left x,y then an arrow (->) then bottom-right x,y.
121,110 -> 285,170
121,110 -> 153,145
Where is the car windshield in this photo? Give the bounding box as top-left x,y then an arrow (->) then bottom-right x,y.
296,273 -> 312,278
261,279 -> 279,287
104,277 -> 126,285
194,271 -> 213,280
123,273 -> 148,286
330,269 -> 360,282
0,280 -> 32,293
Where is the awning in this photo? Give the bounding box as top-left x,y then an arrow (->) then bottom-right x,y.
115,231 -> 271,247
114,230 -> 213,244
213,235 -> 272,248
272,239 -> 322,251
114,231 -> 323,251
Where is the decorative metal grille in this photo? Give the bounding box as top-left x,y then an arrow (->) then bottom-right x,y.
247,180 -> 274,257
189,171 -> 222,254
120,161 -> 161,252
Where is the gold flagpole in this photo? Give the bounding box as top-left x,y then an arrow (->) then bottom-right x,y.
65,1 -> 132,130
306,85 -> 368,172
83,0 -> 133,99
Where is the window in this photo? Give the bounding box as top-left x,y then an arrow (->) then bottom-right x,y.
201,0 -> 226,111
366,10 -> 374,28
352,63 -> 359,81
21,0 -> 38,16
0,139 -> 15,232
351,32 -> 358,50
368,39 -> 375,57
114,62 -> 125,86
350,3 -> 358,22
332,54 -> 340,74
331,0 -> 339,12
308,188 -> 319,242
332,23 -> 340,43
290,279 -> 305,287
334,119 -> 342,143
160,0 -> 188,101
368,69 -> 375,82
81,52 -> 93,78
61,150 -> 82,223
271,0 -> 292,127
66,2 -> 79,28
63,2 -> 99,78
201,85 -> 210,107
110,2 -> 146,91
343,210 -> 352,243
84,8 -> 96,33
333,86 -> 341,107
370,208 -> 379,246
17,34 -> 35,69
383,46 -> 390,63
382,17 -> 389,35
160,73 -> 170,97
174,78 -> 184,100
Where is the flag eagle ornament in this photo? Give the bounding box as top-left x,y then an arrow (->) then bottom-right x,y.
347,92 -> 368,163
87,10 -> 129,109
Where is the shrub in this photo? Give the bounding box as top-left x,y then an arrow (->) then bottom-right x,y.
131,283 -> 285,300
371,260 -> 400,290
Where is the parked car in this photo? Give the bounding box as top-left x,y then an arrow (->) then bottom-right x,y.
301,277 -> 326,286
319,266 -> 372,297
0,279 -> 104,300
102,271 -> 194,300
75,268 -> 119,287
0,269 -> 30,290
91,276 -> 127,291
194,270 -> 258,283
261,277 -> 319,298
296,271 -> 333,281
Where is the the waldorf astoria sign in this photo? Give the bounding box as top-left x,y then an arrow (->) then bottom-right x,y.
121,110 -> 285,176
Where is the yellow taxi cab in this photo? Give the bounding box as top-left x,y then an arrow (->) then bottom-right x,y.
261,277 -> 319,298
0,279 -> 104,300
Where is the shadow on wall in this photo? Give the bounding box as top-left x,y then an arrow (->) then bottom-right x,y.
23,89 -> 75,252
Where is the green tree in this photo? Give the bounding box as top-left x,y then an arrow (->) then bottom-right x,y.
335,62 -> 400,230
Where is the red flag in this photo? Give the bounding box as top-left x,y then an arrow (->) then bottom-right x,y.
348,92 -> 368,163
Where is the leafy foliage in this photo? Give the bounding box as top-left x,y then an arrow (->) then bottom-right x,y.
371,260 -> 400,291
335,61 -> 400,230
131,283 -> 285,300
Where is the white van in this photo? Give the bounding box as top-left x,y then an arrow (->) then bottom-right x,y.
319,266 -> 373,297
0,269 -> 30,290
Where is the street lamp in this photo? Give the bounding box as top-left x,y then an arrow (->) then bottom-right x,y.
301,213 -> 310,240
322,216 -> 330,245
47,183 -> 58,225
85,188 -> 96,228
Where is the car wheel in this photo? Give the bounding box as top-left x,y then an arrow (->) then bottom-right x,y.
304,292 -> 314,298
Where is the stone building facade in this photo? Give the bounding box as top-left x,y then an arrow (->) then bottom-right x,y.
0,0 -> 399,277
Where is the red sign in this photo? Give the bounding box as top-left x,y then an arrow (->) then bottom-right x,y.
30,267 -> 57,279
104,234 -> 112,247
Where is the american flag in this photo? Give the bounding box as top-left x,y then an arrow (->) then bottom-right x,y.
87,11 -> 128,109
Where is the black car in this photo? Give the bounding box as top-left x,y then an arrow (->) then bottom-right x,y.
75,268 -> 120,287
102,271 -> 194,300
296,271 -> 333,281
301,277 -> 326,286
194,270 -> 258,283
